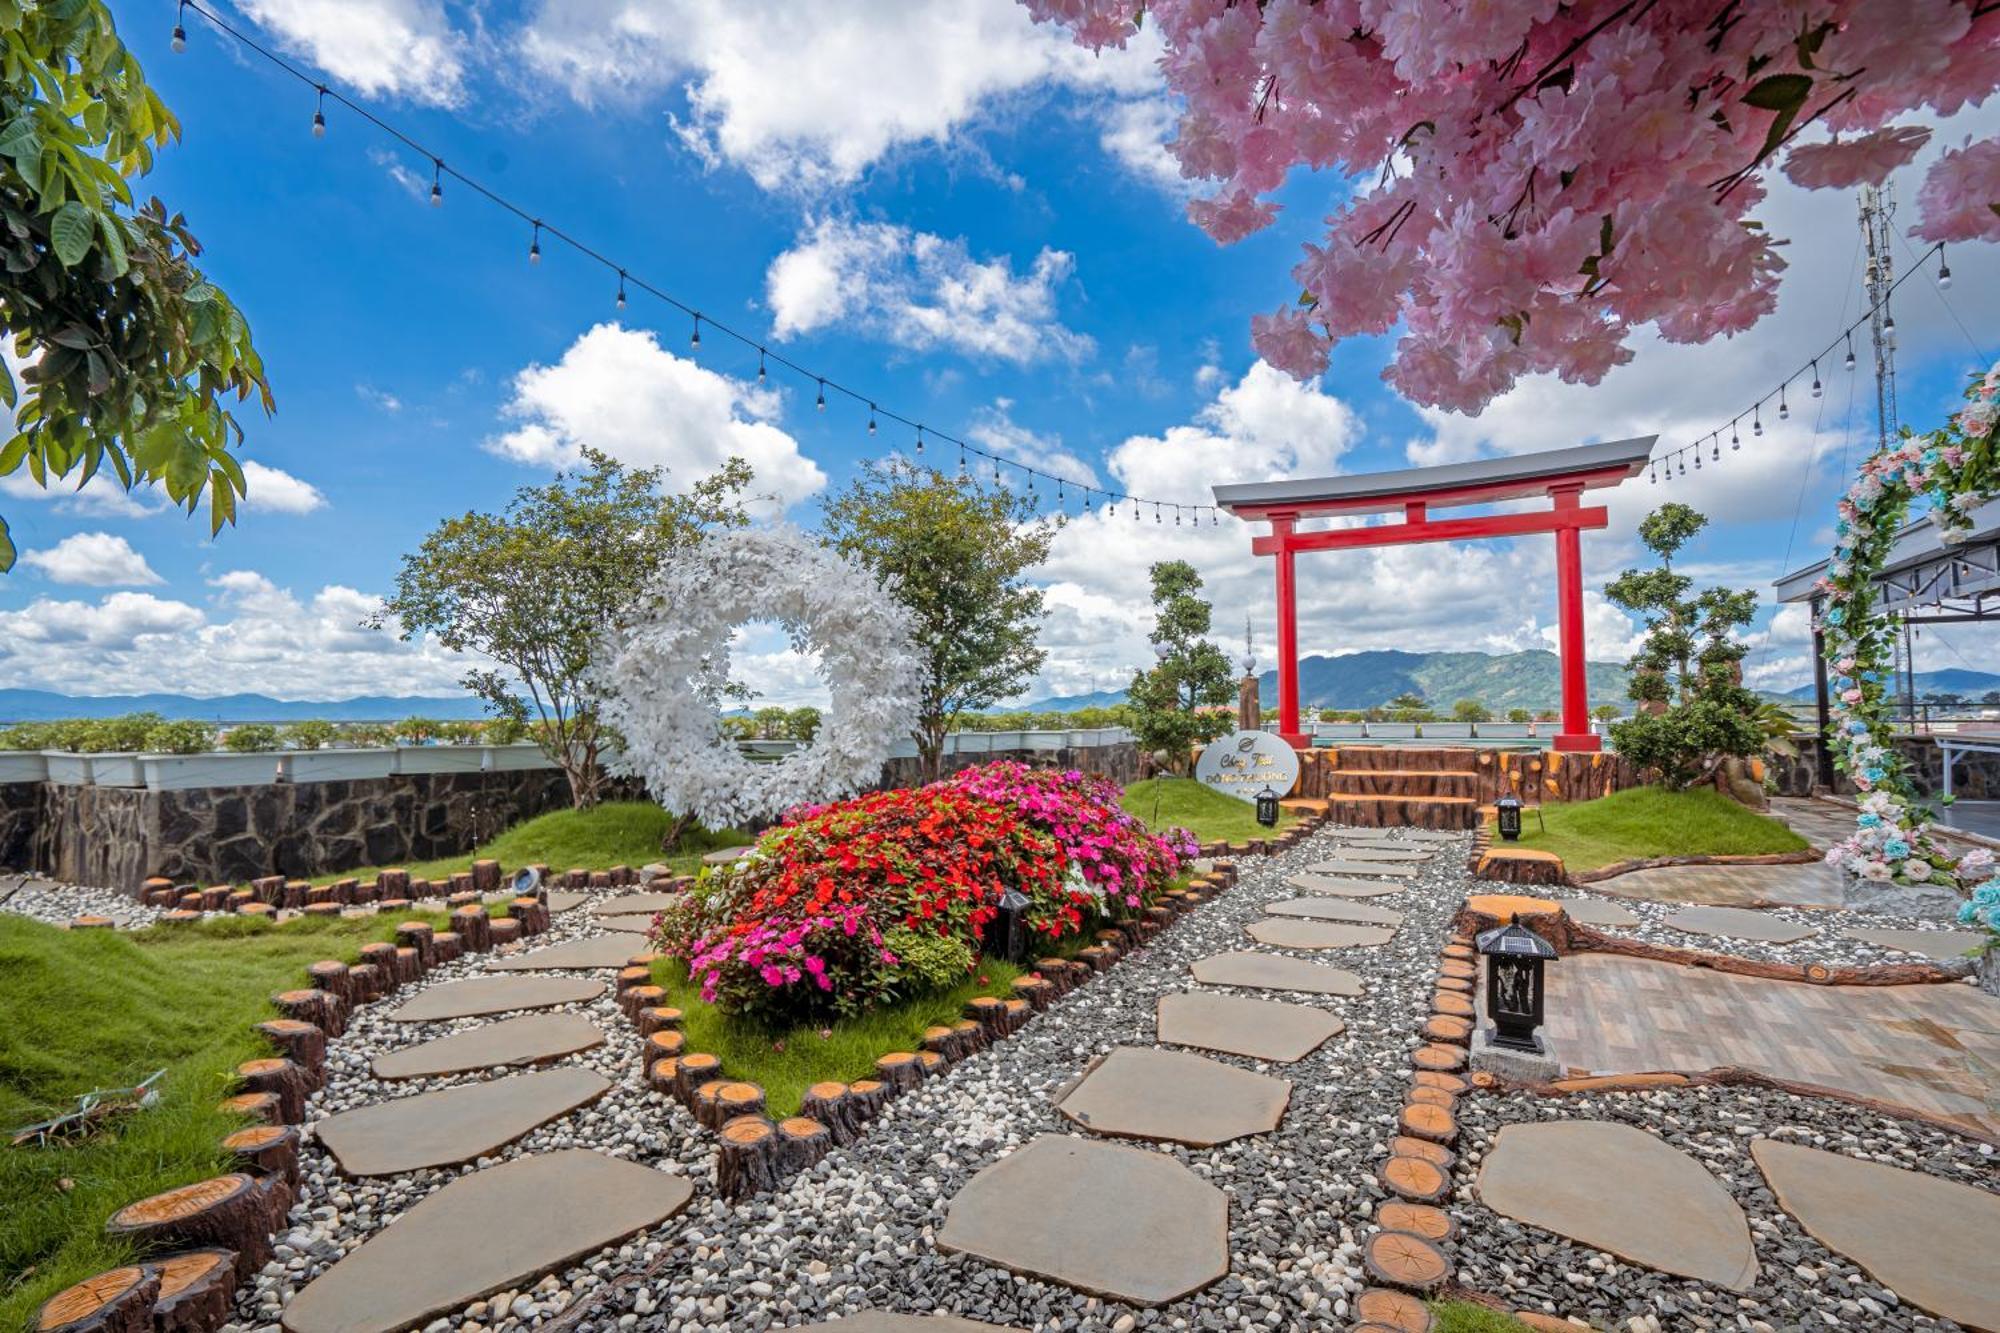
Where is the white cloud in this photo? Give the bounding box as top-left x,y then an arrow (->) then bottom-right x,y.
0,592 -> 204,649
234,0 -> 467,106
1098,96 -> 1188,194
356,385 -> 404,413
486,322 -> 825,510
966,402 -> 1100,488
0,470 -> 165,519
766,218 -> 1093,365
19,533 -> 163,587
241,461 -> 328,515
513,0 -> 1164,191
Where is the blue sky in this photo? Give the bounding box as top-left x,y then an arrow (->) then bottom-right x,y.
2,0 -> 1994,706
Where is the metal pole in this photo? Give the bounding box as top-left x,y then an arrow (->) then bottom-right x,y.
1810,593 -> 1835,790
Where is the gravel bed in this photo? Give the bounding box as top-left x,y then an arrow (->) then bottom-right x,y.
0,873 -> 159,928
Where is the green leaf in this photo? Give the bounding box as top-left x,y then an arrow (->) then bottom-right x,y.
0,513 -> 13,573
48,198 -> 92,266
1742,73 -> 1812,112
94,209 -> 126,276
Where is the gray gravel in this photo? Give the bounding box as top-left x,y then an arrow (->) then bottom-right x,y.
0,873 -> 159,928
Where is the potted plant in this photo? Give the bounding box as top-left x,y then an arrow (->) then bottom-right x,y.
1956,862 -> 2000,997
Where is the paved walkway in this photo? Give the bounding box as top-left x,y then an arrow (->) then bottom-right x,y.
1541,953 -> 2000,1139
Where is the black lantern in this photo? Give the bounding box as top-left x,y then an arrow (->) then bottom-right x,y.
1495,791 -> 1524,842
1255,785 -> 1281,828
1475,914 -> 1556,1052
512,866 -> 543,902
981,885 -> 1033,963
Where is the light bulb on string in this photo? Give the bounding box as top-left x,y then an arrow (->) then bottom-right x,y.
817,380 -> 828,412
756,350 -> 766,385
1844,332 -> 1856,370
914,426 -> 924,457
429,160 -> 443,207
1210,509 -> 1218,526
866,404 -> 877,436
1649,464 -> 1657,484
312,87 -> 326,138
1174,506 -> 1182,526
1883,311 -> 1897,347
1678,456 -> 1686,476
994,460 -> 1003,486
1695,449 -> 1702,470
1778,386 -> 1788,421
528,222 -> 541,265
1811,360 -> 1822,398
1938,249 -> 1953,289
1750,406 -> 1760,439
615,271 -> 627,310
172,1 -> 187,51
690,315 -> 702,351
1154,503 -> 1162,524
1133,500 -> 1140,522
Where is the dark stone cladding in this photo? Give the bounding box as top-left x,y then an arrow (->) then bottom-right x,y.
1766,734 -> 2000,800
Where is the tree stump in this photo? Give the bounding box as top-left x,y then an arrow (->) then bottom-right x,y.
872,1052 -> 922,1094
948,1019 -> 988,1056
1362,1229 -> 1450,1293
587,871 -> 612,889
142,875 -> 175,902
624,951 -> 663,969
471,859 -> 502,894
448,872 -> 475,896
410,879 -> 438,901
235,1059 -> 311,1124
489,919 -> 523,947
615,965 -> 653,994
509,897 -> 549,935
158,910 -> 201,927
393,947 -> 423,985
271,988 -> 346,1037
251,875 -> 285,904
703,1082 -> 766,1130
1408,1086 -> 1455,1110
1001,999 -> 1032,1034
620,984 -> 666,1022
357,943 -> 399,988
431,931 -> 462,964
352,880 -> 381,906
149,1248 -> 238,1333
104,1173 -> 290,1279
673,1052 -> 722,1103
1412,1070 -> 1470,1096
238,902 -> 275,921
563,868 -> 589,889
1353,1287 -> 1436,1333
1420,1015 -> 1472,1047
846,1079 -> 887,1121
451,906 -> 491,952
645,1057 -> 679,1096
1010,977 -> 1054,1012
635,1005 -> 683,1037
1378,1155 -> 1450,1204
377,898 -> 413,914
228,890 -> 256,913
964,997 -> 1006,1032
1376,1201 -> 1458,1243
1076,945 -> 1116,972
344,964 -> 383,1005
1397,1102 -> 1457,1146
377,869 -> 410,898
280,881 -> 309,910
1431,990 -> 1473,1018
641,1030 -> 685,1075
394,922 -> 435,968
254,1021 -> 324,1082
776,1116 -> 830,1172
177,894 -> 205,913
1390,1136 -> 1456,1171
301,903 -> 343,921
715,1116 -> 781,1198
198,887 -> 231,913
1411,1043 -> 1468,1074
916,1050 -> 945,1079
221,1124 -> 299,1187
609,864 -> 635,886
218,1092 -> 281,1126
799,1082 -> 862,1145
32,1264 -> 159,1333
1032,959 -> 1072,996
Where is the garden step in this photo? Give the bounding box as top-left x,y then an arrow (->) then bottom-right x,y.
1264,898 -> 1405,927
486,936 -> 647,971
1324,795 -> 1481,831
1188,951 -> 1364,996
387,976 -> 605,1023
1056,1046 -> 1291,1147
1327,769 -> 1481,798
1154,991 -> 1344,1062
372,1012 -> 605,1080
1299,859 -> 1420,879
281,1150 -> 693,1333
1245,918 -> 1395,950
317,1067 -> 611,1176
1325,746 -> 1480,772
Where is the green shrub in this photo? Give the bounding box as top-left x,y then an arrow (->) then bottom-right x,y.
394,716 -> 441,745
880,928 -> 975,994
342,724 -> 393,747
70,713 -> 164,752
142,720 -> 214,754
480,715 -> 528,744
0,721 -> 60,750
280,720 -> 336,750
222,724 -> 280,753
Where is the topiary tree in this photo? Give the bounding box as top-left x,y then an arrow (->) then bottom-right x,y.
1451,698 -> 1491,723
223,723 -> 279,753
1506,708 -> 1533,724
1127,560 -> 1235,772
786,705 -> 822,743
1606,504 -> 1764,790
280,719 -> 335,750
143,719 -> 213,754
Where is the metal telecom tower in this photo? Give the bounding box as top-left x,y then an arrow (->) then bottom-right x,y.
1859,183 -> 1916,719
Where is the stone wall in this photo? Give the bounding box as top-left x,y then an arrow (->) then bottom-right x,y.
877,740 -> 1140,790
1766,735 -> 2000,799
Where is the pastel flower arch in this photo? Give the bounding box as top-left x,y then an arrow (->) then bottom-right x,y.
1817,360 -> 1999,903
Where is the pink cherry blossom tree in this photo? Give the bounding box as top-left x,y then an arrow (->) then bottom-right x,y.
1023,0 -> 2000,412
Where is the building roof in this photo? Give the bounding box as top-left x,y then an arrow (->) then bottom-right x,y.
1211,437 -> 1657,517
1774,498 -> 2000,615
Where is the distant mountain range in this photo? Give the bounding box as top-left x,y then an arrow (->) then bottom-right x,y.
1020,649 -> 1632,713
0,689 -> 490,723
1777,669 -> 2000,702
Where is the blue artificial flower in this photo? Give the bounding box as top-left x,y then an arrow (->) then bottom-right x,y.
1865,768 -> 1886,783
1849,721 -> 1869,735
1835,520 -> 1851,537
1884,838 -> 1910,859
1826,609 -> 1845,625
1858,813 -> 1882,828
1973,882 -> 2000,908
1960,899 -> 1981,925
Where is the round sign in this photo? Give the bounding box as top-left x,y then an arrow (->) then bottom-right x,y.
1193,730 -> 1302,804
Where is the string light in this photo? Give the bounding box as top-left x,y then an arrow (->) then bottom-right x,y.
311,86 -> 326,138
815,378 -> 825,411
172,2 -> 187,51
528,221 -> 541,265
756,350 -> 766,385
1938,250 -> 1953,289
1811,360 -> 1822,398
1649,463 -> 1658,483
1778,386 -> 1788,421
867,403 -> 877,435
615,271 -> 627,309
914,426 -> 924,457
1844,332 -> 1856,370
1750,405 -> 1760,438
429,160 -> 442,207
690,314 -> 702,351
1882,311 -> 1897,347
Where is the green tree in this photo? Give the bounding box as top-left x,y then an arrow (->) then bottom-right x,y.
143,718 -> 212,753
223,723 -> 279,752
1606,504 -> 1765,788
0,1 -> 271,570
752,705 -> 791,740
821,460 -> 1052,783
786,705 -> 822,743
1385,691 -> 1434,722
1127,560 -> 1235,770
377,447 -> 751,806
1592,703 -> 1621,722
280,719 -> 335,750
1506,707 -> 1533,723
1450,698 -> 1491,723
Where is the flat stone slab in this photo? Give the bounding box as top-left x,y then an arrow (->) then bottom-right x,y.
1328,828 -> 1458,842
282,1149 -> 692,1333
937,1134 -> 1228,1306
1319,846 -> 1430,861
1263,898 -> 1405,927
1561,897 -> 1641,928
372,1012 -> 605,1080
1751,1139 -> 2000,1331
595,916 -> 655,935
1246,918 -> 1395,950
1837,926 -> 1988,961
317,1068 -> 611,1176
587,893 -> 681,918
1189,950 -> 1363,996
1155,991 -> 1343,1062
545,891 -> 586,912
1285,873 -> 1403,898
1301,859 -> 1420,878
1661,905 -> 1815,945
1477,1120 -> 1757,1290
486,936 -> 644,970
1057,1047 -> 1290,1147
814,1317 -> 1022,1332
388,976 -> 605,1023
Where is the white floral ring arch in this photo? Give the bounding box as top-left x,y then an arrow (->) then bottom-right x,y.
592,524 -> 921,831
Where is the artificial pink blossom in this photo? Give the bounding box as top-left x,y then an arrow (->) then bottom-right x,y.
1783,127 -> 1932,190
1914,135 -> 2000,243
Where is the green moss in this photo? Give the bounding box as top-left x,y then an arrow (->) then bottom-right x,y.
1493,785 -> 1808,872
1431,1300 -> 1541,1331
1121,777 -> 1295,844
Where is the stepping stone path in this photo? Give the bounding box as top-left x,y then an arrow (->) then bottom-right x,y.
812,1317 -> 1021,1331
1750,1139 -> 2000,1331
317,1067 -> 611,1176
387,975 -> 604,1023
1056,1046 -> 1290,1147
486,935 -> 644,970
1155,991 -> 1343,1062
1302,859 -> 1420,878
937,1135 -> 1228,1307
372,1011 -> 605,1080
544,891 -> 587,912
1285,873 -> 1403,898
1560,896 -> 1641,928
1837,925 -> 1989,961
1329,828 -> 1459,843
1477,1120 -> 1758,1290
1319,846 -> 1431,862
281,1149 -> 692,1333
1189,950 -> 1363,996
1263,898 -> 1405,927
1661,904 -> 1815,945
1245,918 -> 1395,950
587,892 -> 681,919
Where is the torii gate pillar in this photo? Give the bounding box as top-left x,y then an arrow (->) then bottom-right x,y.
1213,438 -> 1656,753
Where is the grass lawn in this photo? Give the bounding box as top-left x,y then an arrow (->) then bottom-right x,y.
0,910 -> 454,1328
313,802 -> 751,887
1432,1300 -> 1536,1331
649,958 -> 1027,1118
1494,785 -> 1810,872
1121,777 -> 1295,845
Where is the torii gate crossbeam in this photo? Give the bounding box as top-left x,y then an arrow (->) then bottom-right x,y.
1213,437 -> 1656,754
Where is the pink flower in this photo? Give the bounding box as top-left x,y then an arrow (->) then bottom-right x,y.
1783,127 -> 1931,190
1915,135 -> 2000,243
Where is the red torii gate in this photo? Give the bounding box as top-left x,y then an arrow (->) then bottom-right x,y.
1212,438 -> 1656,755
